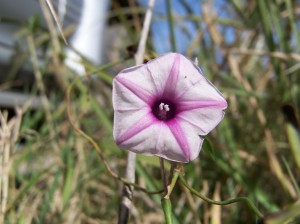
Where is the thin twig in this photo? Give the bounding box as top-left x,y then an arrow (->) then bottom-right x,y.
39,0 -> 61,54
167,162 -> 177,186
160,158 -> 167,195
134,0 -> 155,65
39,0 -> 66,90
119,0 -> 155,223
45,0 -> 68,45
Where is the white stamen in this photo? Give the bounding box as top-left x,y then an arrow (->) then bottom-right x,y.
164,104 -> 170,111
157,102 -> 171,120
159,103 -> 164,110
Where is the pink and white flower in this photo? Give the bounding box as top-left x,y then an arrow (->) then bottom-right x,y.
113,53 -> 227,163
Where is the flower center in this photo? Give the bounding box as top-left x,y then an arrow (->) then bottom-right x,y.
152,100 -> 176,121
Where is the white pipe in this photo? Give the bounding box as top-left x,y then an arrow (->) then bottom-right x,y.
65,0 -> 110,75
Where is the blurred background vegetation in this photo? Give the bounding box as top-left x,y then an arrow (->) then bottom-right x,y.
0,0 -> 300,223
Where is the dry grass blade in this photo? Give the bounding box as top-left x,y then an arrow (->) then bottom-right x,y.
180,178 -> 201,224
211,182 -> 221,224
27,35 -> 59,153
45,0 -> 68,45
202,2 -> 296,199
229,48 -> 300,62
39,0 -> 66,89
0,108 -> 23,223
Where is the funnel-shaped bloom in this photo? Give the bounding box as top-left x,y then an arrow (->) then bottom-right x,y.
113,53 -> 227,162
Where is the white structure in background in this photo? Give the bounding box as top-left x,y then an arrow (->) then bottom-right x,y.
0,0 -> 109,74
65,0 -> 110,75
0,0 -> 109,107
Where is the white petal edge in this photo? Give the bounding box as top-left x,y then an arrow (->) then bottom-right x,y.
117,120 -> 195,163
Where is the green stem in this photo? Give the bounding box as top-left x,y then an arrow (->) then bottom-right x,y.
161,198 -> 173,224
161,163 -> 181,224
179,175 -> 264,219
166,0 -> 177,51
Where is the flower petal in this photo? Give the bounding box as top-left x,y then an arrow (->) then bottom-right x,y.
116,119 -> 196,162
115,112 -> 155,145
146,53 -> 205,99
177,100 -> 227,112
146,53 -> 180,97
162,53 -> 180,98
115,64 -> 157,104
177,75 -> 227,104
167,119 -> 190,161
172,119 -> 205,161
113,77 -> 153,144
174,74 -> 227,135
113,77 -> 149,112
177,108 -> 225,136
115,76 -> 154,105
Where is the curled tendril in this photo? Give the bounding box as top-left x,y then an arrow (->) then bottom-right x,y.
178,174 -> 264,219
66,74 -> 163,195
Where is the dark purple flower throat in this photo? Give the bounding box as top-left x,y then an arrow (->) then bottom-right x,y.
152,99 -> 177,121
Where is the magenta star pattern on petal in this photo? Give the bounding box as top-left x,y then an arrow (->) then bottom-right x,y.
112,53 -> 227,163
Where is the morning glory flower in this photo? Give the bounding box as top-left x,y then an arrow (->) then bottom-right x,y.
113,53 -> 227,163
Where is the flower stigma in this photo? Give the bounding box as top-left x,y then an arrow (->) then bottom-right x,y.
153,100 -> 176,121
